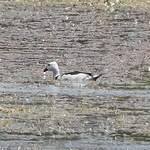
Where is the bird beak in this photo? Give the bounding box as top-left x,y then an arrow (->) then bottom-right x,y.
43,67 -> 48,72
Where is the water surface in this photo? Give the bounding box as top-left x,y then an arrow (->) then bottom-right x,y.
0,1 -> 150,149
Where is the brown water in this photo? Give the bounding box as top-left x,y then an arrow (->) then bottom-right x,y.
0,1 -> 150,149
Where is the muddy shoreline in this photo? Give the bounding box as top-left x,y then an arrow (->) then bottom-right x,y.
0,1 -> 150,85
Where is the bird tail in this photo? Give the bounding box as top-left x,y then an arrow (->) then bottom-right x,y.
92,74 -> 103,81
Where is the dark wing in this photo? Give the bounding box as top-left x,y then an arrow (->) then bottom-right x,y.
62,71 -> 93,76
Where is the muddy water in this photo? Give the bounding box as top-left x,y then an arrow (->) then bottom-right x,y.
0,1 -> 150,149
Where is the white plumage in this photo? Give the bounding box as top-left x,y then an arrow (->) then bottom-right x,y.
44,61 -> 102,81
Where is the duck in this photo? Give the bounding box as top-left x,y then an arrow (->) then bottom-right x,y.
43,61 -> 102,81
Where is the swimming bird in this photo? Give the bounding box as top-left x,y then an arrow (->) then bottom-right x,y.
43,61 -> 102,81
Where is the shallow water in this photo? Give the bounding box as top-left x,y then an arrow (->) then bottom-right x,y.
0,1 -> 150,149
0,82 -> 150,149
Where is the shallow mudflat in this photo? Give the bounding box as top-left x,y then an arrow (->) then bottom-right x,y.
0,1 -> 150,149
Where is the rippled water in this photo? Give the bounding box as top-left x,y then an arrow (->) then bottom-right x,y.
0,1 -> 150,149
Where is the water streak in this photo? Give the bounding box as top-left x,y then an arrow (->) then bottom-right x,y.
1,82 -> 150,98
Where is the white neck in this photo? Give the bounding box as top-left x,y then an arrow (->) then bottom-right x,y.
52,68 -> 60,79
